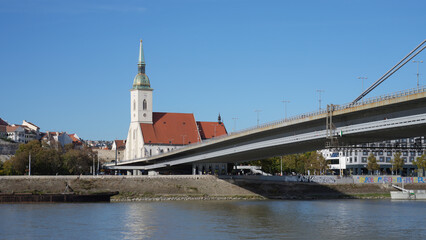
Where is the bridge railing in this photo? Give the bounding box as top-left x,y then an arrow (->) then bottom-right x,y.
232,85 -> 426,135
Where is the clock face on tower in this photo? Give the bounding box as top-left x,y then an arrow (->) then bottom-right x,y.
143,113 -> 147,117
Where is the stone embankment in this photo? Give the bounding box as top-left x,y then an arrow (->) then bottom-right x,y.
0,175 -> 424,201
0,175 -> 261,201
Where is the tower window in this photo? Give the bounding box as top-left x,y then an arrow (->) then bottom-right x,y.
143,99 -> 147,110
133,100 -> 136,111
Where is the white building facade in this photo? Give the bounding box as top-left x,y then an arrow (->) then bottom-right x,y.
321,137 -> 425,176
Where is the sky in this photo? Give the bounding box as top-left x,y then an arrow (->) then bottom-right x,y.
1,0 -> 425,140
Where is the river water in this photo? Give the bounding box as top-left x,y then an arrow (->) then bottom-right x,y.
0,200 -> 425,239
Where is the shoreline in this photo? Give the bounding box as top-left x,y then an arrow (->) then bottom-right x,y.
1,175 -> 424,202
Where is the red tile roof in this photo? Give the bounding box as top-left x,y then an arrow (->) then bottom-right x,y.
0,118 -> 8,126
69,134 -> 82,144
196,121 -> 227,139
114,140 -> 126,149
6,126 -> 21,132
141,112 -> 201,145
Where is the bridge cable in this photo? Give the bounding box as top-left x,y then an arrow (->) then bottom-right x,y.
352,39 -> 426,105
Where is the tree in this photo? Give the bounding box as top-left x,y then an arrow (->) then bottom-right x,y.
367,153 -> 380,175
391,152 -> 404,175
62,147 -> 96,175
309,151 -> 328,175
413,152 -> 426,176
4,140 -> 97,175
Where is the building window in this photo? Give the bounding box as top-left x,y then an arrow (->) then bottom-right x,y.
363,150 -> 368,156
379,157 -> 384,162
133,100 -> 136,111
354,157 -> 357,163
403,151 -> 408,156
386,157 -> 391,163
379,151 -> 383,156
410,151 -> 416,156
362,157 -> 367,163
143,99 -> 147,110
403,157 -> 407,163
387,151 -> 392,156
349,157 -> 352,163
409,157 -> 414,162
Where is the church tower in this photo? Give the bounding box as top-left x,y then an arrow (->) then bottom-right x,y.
124,40 -> 153,160
131,40 -> 153,124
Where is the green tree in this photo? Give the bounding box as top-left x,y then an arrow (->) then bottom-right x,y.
62,147 -> 96,175
308,151 -> 328,175
4,140 -> 97,175
413,152 -> 426,176
391,152 -> 404,175
367,153 -> 380,175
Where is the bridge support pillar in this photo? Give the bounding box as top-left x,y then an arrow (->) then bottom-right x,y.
127,170 -> 132,175
192,165 -> 196,175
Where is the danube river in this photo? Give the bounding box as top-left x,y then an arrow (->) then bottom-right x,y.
0,200 -> 425,239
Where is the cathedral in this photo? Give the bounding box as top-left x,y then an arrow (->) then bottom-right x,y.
124,40 -> 227,162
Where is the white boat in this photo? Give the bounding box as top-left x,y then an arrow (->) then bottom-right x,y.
390,185 -> 426,200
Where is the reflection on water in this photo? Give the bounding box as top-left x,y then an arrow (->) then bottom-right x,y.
0,200 -> 425,239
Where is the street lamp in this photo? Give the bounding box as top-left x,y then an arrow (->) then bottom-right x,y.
358,76 -> 368,92
254,110 -> 262,127
413,60 -> 423,88
281,100 -> 290,120
316,90 -> 324,111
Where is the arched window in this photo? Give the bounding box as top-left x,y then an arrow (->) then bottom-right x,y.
133,100 -> 136,111
143,99 -> 147,110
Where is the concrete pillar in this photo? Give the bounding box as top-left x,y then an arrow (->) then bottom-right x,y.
192,164 -> 196,175
127,170 -> 132,175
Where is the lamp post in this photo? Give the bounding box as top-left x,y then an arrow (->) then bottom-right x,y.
413,60 -> 423,88
316,90 -> 324,111
28,152 -> 31,176
281,100 -> 290,120
254,110 -> 262,127
358,76 -> 368,92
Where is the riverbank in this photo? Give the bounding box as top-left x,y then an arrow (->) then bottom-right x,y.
0,175 -> 424,201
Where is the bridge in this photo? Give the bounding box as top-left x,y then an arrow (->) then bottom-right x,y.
105,40 -> 426,173
106,86 -> 426,172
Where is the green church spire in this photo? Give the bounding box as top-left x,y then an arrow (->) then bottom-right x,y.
132,39 -> 152,90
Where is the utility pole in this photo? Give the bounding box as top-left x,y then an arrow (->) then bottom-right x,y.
28,152 -> 31,176
254,110 -> 262,127
316,90 -> 325,111
92,155 -> 95,176
232,117 -> 239,132
413,60 -> 423,88
358,76 -> 368,92
281,100 -> 290,120
97,155 -> 100,175
280,156 -> 283,176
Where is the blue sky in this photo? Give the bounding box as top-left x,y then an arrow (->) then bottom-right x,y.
1,0 -> 425,140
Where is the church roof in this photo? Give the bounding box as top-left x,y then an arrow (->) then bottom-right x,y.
196,121 -> 227,140
140,112 -> 201,145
